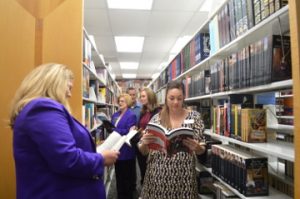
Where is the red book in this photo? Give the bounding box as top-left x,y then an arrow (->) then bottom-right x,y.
146,122 -> 194,156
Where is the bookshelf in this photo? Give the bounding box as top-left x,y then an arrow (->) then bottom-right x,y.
289,0 -> 300,198
149,0 -> 296,198
204,130 -> 294,162
82,28 -> 120,130
82,28 -> 120,194
196,163 -> 292,199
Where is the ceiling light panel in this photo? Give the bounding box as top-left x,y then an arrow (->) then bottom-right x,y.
115,36 -> 144,53
122,73 -> 137,78
107,0 -> 153,10
120,62 -> 139,69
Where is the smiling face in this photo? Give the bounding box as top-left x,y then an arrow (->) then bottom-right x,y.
166,88 -> 184,112
118,96 -> 128,111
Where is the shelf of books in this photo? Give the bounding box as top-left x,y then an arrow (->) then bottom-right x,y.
82,28 -> 120,195
149,0 -> 293,198
196,163 -> 292,199
204,130 -> 294,162
82,28 -> 120,133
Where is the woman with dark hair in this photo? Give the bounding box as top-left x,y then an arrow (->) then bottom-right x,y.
138,81 -> 206,199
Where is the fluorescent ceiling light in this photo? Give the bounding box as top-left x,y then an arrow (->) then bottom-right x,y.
120,62 -> 139,70
115,36 -> 144,53
107,0 -> 153,10
170,36 -> 192,54
122,73 -> 136,78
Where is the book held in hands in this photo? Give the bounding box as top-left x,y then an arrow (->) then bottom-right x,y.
145,122 -> 194,155
96,129 -> 139,153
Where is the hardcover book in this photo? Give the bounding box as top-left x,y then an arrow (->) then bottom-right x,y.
146,122 -> 194,156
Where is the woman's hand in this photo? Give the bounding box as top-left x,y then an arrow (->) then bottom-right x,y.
140,132 -> 157,145
138,131 -> 157,155
130,126 -> 137,131
182,137 -> 206,155
100,150 -> 119,166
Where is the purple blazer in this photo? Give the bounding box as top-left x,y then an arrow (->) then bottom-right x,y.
111,109 -> 137,160
13,98 -> 106,199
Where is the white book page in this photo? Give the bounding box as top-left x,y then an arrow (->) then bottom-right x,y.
96,131 -> 121,153
111,136 -> 127,151
125,130 -> 138,146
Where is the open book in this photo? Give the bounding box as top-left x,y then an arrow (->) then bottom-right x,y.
96,129 -> 139,153
146,122 -> 194,155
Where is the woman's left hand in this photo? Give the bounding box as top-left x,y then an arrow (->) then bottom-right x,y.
182,137 -> 206,155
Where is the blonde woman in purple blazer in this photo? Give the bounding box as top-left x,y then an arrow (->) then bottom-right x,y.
9,63 -> 119,199
111,93 -> 137,199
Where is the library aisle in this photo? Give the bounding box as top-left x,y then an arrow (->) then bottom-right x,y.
1,0 -> 300,198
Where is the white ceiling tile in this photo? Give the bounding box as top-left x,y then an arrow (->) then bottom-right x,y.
94,36 -> 116,52
179,12 -> 209,36
146,11 -> 194,37
109,10 -> 150,35
143,37 -> 177,53
84,0 -> 107,9
117,53 -> 141,62
84,9 -> 111,36
153,0 -> 205,11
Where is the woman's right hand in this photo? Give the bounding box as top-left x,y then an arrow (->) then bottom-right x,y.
140,132 -> 157,145
101,150 -> 119,166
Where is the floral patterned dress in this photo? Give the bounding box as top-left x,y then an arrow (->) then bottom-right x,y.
141,110 -> 205,199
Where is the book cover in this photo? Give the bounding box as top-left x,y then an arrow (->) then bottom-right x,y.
146,122 -> 194,156
241,108 -> 266,143
271,35 -> 291,82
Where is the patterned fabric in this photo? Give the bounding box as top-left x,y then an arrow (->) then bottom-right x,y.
141,110 -> 204,199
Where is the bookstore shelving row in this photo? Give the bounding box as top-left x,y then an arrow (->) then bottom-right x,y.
82,28 -> 120,194
82,28 -> 120,129
149,0 -> 293,198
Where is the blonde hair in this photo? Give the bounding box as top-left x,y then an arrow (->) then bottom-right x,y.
140,87 -> 158,115
9,63 -> 74,128
118,93 -> 133,107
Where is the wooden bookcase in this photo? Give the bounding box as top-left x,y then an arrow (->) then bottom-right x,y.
289,0 -> 300,198
0,0 -> 83,198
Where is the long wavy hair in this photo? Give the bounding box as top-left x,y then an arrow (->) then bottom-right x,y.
159,81 -> 185,128
140,87 -> 158,115
9,63 -> 73,128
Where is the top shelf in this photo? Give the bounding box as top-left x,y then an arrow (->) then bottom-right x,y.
149,5 -> 289,89
179,5 -> 289,80
83,28 -> 106,68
